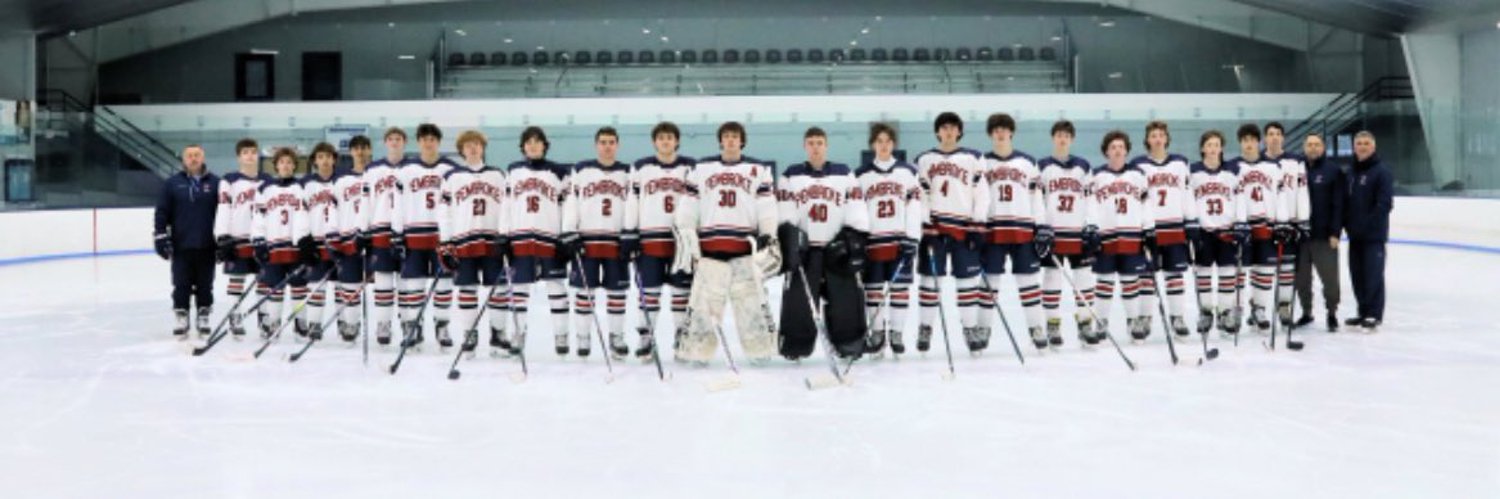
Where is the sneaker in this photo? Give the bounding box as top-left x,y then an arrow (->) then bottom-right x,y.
634,329 -> 656,359
609,331 -> 630,358
195,307 -> 211,338
916,325 -> 933,352
173,310 -> 189,339
889,328 -> 907,354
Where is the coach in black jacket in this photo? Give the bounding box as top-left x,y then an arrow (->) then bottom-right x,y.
153,145 -> 221,338
1343,132 -> 1393,332
1294,133 -> 1344,331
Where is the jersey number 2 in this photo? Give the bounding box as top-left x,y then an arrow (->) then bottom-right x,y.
877,200 -> 896,218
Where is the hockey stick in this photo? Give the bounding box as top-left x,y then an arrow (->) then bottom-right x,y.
924,244 -> 958,381
1265,241 -> 1304,351
1144,247 -> 1179,365
1051,254 -> 1137,371
186,274 -> 258,347
193,268 -> 309,356
362,252 -> 371,367
447,273 -> 505,380
387,277 -> 442,375
977,273 -> 1026,366
1233,242 -> 1245,348
571,253 -> 616,383
286,291 -> 359,363
496,263 -> 529,382
250,273 -> 335,359
837,256 -> 908,379
630,263 -> 670,382
798,264 -> 848,390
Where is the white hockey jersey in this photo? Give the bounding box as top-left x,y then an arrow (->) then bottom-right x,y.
915,148 -> 988,241
301,172 -> 339,245
777,162 -> 870,247
439,163 -> 508,258
1132,153 -> 1193,246
1187,161 -> 1247,232
678,155 -> 777,259
1232,156 -> 1285,241
1088,165 -> 1154,255
856,159 -> 923,262
505,159 -> 572,258
1037,155 -> 1093,255
630,155 -> 695,258
251,177 -> 309,265
361,158 -> 403,249
982,150 -> 1044,244
329,166 -> 368,256
563,160 -> 632,259
214,171 -> 272,258
1268,152 -> 1311,224
393,156 -> 458,250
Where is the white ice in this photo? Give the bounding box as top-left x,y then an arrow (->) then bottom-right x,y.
0,238 -> 1497,498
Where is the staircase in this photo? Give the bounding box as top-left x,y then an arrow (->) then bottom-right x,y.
33,89 -> 175,208
1285,76 -> 1414,152
38,89 -> 179,179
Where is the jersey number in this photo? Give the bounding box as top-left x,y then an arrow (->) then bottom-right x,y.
527,196 -> 541,213
352,200 -> 361,214
1206,199 -> 1224,216
279,210 -> 289,225
998,184 -> 1013,202
1057,195 -> 1075,213
718,191 -> 737,208
425,192 -> 436,210
809,204 -> 828,223
601,199 -> 613,217
1116,198 -> 1129,215
877,200 -> 896,219
939,180 -> 950,197
473,199 -> 487,216
1157,189 -> 1168,207
663,196 -> 675,213
1250,187 -> 1264,203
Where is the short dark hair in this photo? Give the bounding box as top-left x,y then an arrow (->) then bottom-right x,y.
803,126 -> 827,140
1144,120 -> 1171,148
933,111 -> 963,138
235,138 -> 259,155
1100,130 -> 1131,156
271,147 -> 299,170
718,121 -> 747,147
595,126 -> 618,142
1237,123 -> 1262,142
1050,120 -> 1076,138
986,113 -> 1016,135
383,127 -> 407,141
311,142 -> 338,162
1199,130 -> 1225,161
868,122 -> 897,146
348,135 -> 372,150
1304,131 -> 1324,142
1263,121 -> 1285,136
416,123 -> 442,140
651,121 -> 681,142
520,126 -> 549,154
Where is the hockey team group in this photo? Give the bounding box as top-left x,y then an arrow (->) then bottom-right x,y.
161,111 -> 1330,371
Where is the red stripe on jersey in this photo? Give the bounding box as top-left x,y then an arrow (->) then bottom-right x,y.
988,228 -> 1035,245
456,241 -> 494,259
1156,228 -> 1187,246
1053,239 -> 1084,256
269,248 -> 300,265
701,237 -> 751,255
405,233 -> 439,250
371,233 -> 393,249
867,244 -> 899,262
642,240 -> 676,258
583,242 -> 620,260
513,240 -> 557,258
235,245 -> 255,259
1252,225 -> 1273,241
1103,239 -> 1143,255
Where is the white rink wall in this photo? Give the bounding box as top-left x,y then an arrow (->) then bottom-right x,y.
2,196 -> 1496,263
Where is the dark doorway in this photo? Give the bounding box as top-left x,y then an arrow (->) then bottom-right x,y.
235,52 -> 276,101
302,52 -> 343,101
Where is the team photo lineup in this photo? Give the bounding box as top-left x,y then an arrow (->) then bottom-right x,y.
155,110 -> 1385,380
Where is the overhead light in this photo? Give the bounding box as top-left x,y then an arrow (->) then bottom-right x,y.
1108,72 -> 1124,79
504,38 -> 513,44
660,36 -> 669,42
398,55 -> 416,60
68,30 -> 77,37
387,22 -> 396,28
1099,20 -> 1116,27
536,46 -> 545,51
642,28 -> 651,34
1051,35 -> 1062,42
861,28 -> 869,34
250,48 -> 279,55
875,15 -> 882,22
454,29 -> 466,36
850,40 -> 858,46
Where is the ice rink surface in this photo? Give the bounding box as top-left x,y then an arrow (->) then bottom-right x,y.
1,239 -> 1497,498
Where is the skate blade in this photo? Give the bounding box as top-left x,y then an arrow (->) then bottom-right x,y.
804,374 -> 847,390
704,375 -> 742,393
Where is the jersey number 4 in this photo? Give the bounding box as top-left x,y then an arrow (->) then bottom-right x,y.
808,204 -> 828,223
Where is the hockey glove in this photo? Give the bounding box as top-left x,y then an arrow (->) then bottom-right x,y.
253,238 -> 270,265
1081,224 -> 1102,257
154,232 -> 173,261
355,231 -> 372,253
1033,225 -> 1055,260
391,234 -> 407,261
1273,222 -> 1296,245
777,222 -> 808,274
437,242 -> 460,274
324,234 -> 342,259
493,236 -> 511,260
559,232 -> 584,260
1185,219 -> 1202,246
1232,222 -> 1252,248
298,236 -> 319,265
898,237 -> 919,262
1143,227 -> 1158,252
214,235 -> 236,262
620,231 -> 641,261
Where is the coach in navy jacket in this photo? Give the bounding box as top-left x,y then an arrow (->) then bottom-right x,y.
1343,132 -> 1393,330
153,145 -> 221,331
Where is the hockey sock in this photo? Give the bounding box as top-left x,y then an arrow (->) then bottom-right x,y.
372,272 -> 395,324
1016,272 -> 1044,328
1164,271 -> 1187,313
572,290 -> 595,339
1218,267 -> 1237,312
1042,270 -> 1064,321
957,277 -> 982,328
977,275 -> 999,329
455,285 -> 480,332
1139,273 -> 1158,319
487,289 -> 508,333
642,286 -> 662,328
606,291 -> 626,334
888,285 -> 910,333
918,276 -> 940,327
1251,265 -> 1275,308
1093,274 -> 1117,322
546,280 -> 568,336
669,285 -> 690,331
432,278 -> 453,322
398,278 -> 424,322
1120,275 -> 1142,318
1073,268 -> 1097,322
864,282 -> 886,328
1195,266 -> 1216,310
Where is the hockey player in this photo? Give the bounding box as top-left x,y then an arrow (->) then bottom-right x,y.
213,138 -> 272,339
437,130 -> 508,353
1088,131 -> 1154,343
857,123 -> 922,356
393,124 -> 458,348
362,128 -> 406,345
673,121 -> 779,366
977,113 -> 1047,351
1187,130 -> 1250,337
1263,122 -> 1311,326
1036,120 -> 1095,348
328,135 -> 372,342
251,148 -> 317,337
297,142 -> 340,340
1131,121 -> 1194,339
777,126 -> 871,359
914,112 -> 989,353
561,127 -> 632,358
628,122 -> 695,360
1231,124 -> 1284,333
502,126 -> 572,356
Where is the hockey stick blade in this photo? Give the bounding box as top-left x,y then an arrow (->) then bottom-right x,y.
804,373 -> 847,391
704,375 -> 742,393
